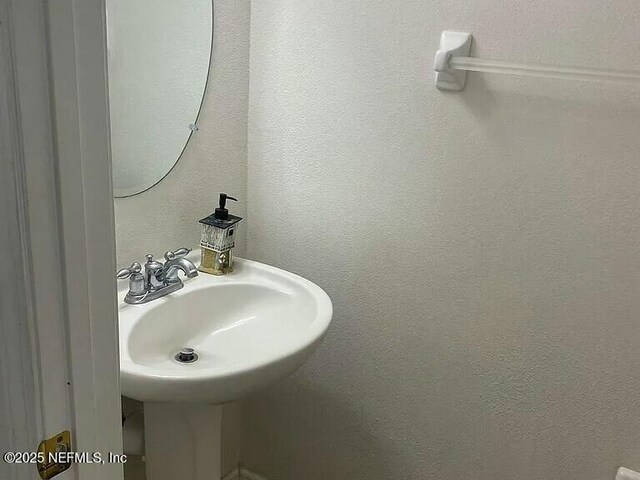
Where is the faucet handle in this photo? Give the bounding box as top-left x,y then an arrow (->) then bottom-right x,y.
116,262 -> 142,279
164,247 -> 192,261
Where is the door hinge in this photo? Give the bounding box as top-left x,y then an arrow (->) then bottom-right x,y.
37,430 -> 72,479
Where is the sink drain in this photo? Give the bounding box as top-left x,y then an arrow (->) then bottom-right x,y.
175,347 -> 199,364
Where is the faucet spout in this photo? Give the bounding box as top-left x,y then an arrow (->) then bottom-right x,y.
160,257 -> 199,283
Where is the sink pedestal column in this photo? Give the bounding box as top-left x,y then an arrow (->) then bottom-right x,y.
144,403 -> 223,480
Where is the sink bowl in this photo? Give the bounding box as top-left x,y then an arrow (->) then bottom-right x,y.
118,256 -> 333,404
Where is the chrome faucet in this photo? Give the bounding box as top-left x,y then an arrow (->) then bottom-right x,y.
116,247 -> 198,304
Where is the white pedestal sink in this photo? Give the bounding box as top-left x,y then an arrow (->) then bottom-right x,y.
118,255 -> 332,480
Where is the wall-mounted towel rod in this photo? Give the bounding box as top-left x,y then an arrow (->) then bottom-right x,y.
434,31 -> 640,91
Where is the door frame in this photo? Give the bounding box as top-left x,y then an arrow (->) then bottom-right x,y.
0,0 -> 122,479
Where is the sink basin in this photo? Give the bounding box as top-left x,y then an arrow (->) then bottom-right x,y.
118,253 -> 332,480
118,255 -> 333,404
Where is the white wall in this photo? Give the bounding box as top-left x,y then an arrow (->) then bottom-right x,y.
114,1 -> 250,478
244,2 -> 640,479
114,0 -> 249,267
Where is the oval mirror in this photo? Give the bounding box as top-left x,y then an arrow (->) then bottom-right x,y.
106,0 -> 213,197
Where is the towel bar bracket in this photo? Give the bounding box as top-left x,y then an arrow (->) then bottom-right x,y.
434,31 -> 473,91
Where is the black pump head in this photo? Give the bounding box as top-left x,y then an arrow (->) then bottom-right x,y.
214,193 -> 238,220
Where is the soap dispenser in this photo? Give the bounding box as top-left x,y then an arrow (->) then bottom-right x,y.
198,193 -> 242,275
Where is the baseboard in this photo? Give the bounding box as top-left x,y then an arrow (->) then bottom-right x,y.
239,468 -> 270,480
221,467 -> 270,480
221,470 -> 239,480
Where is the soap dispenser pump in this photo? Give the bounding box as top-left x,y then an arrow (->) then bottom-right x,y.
198,193 -> 242,275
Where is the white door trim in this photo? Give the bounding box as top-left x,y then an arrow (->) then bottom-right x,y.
0,1 -> 43,478
1,0 -> 123,478
46,1 -> 123,477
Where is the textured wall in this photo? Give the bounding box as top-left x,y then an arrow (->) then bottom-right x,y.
114,0 -> 249,267
244,1 -> 640,479
114,1 -> 249,477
